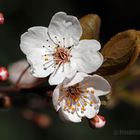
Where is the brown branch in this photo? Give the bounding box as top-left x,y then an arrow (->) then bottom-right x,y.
0,86 -> 20,93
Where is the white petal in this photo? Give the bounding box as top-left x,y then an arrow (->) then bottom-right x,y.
52,85 -> 61,111
78,40 -> 101,51
64,72 -> 88,87
92,74 -> 111,96
49,64 -> 65,85
71,41 -> 103,73
27,51 -> 54,78
48,12 -> 82,47
82,74 -> 111,96
58,109 -> 69,122
76,94 -> 100,119
63,61 -> 77,79
20,26 -> 55,55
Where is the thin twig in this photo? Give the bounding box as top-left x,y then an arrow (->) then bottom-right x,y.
0,86 -> 20,93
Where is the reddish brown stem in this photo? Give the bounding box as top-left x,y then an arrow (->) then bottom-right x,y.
0,86 -> 20,93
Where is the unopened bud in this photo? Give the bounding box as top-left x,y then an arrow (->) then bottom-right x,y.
0,13 -> 4,24
89,115 -> 106,128
0,67 -> 9,81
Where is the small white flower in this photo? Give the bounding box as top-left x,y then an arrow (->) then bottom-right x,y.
20,12 -> 103,85
52,72 -> 111,123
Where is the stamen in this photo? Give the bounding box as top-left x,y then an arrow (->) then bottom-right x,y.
83,95 -> 88,99
60,83 -> 96,114
42,45 -> 54,51
52,62 -> 62,77
91,90 -> 94,94
43,62 -> 54,70
77,103 -> 80,107
81,106 -> 85,111
90,101 -> 94,106
85,89 -> 89,93
54,36 -> 61,45
84,102 -> 87,106
43,59 -> 54,66
67,99 -> 71,105
53,47 -> 71,65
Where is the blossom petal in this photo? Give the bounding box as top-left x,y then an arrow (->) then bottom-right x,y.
48,12 -> 82,47
78,40 -> 101,51
58,110 -> 69,122
49,64 -> 65,85
91,74 -> 111,96
76,93 -> 100,119
71,40 -> 103,73
63,61 -> 77,79
52,85 -> 62,111
82,74 -> 111,96
20,26 -> 55,55
27,51 -> 54,78
64,72 -> 88,87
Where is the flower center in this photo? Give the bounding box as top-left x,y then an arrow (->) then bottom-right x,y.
53,47 -> 71,64
58,82 -> 95,113
66,84 -> 82,100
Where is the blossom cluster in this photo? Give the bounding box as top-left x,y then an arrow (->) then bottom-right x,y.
20,12 -> 111,124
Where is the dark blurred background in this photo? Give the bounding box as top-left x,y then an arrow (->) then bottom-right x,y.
0,0 -> 140,140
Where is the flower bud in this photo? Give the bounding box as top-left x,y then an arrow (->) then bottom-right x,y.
0,67 -> 9,81
89,115 -> 106,128
0,13 -> 4,24
8,60 -> 45,88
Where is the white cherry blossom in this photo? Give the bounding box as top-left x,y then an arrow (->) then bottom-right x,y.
52,72 -> 111,123
20,12 -> 103,85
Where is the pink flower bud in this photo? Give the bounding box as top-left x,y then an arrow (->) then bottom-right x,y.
0,13 -> 4,24
89,115 -> 106,128
0,67 -> 9,81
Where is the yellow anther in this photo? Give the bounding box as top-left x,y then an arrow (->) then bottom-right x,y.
91,90 -> 94,94
67,100 -> 71,105
81,107 -> 85,111
64,105 -> 67,109
69,106 -> 72,109
90,101 -> 94,105
77,103 -> 80,107
84,102 -> 87,106
85,89 -> 89,93
74,98 -> 79,102
45,58 -> 48,61
83,95 -> 88,98
71,107 -> 75,111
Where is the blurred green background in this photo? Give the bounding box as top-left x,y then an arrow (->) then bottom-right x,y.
0,0 -> 140,139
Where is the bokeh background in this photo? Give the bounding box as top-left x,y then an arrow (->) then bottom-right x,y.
0,0 -> 140,139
